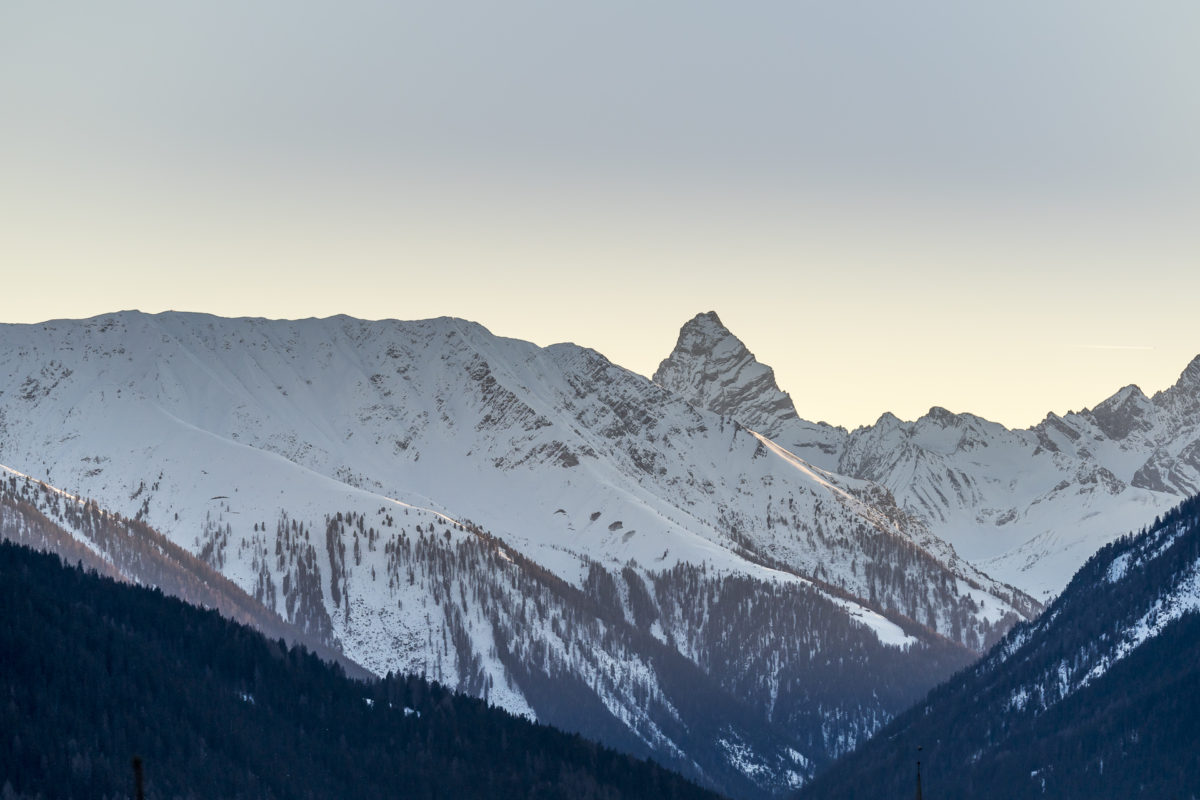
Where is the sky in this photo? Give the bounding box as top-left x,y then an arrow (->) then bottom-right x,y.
2,1 -> 1198,429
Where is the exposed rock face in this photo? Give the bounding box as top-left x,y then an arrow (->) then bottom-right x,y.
1088,384 -> 1155,441
654,312 -> 848,470
653,312 -> 800,438
1133,441 -> 1200,496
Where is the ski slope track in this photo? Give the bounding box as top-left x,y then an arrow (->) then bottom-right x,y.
656,311 -> 1200,600
0,311 -> 1036,798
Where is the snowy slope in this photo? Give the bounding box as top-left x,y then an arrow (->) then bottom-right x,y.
0,465 -> 362,675
0,311 -> 1031,636
0,310 -> 1036,797
655,312 -> 1200,599
2,455 -> 820,797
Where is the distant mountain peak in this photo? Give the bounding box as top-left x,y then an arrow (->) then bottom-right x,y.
873,411 -> 902,427
1178,354 -> 1200,388
1107,383 -> 1149,404
920,406 -> 961,426
1149,353 -> 1200,418
1086,383 -> 1155,441
690,309 -> 725,327
670,311 -> 736,353
654,312 -> 799,439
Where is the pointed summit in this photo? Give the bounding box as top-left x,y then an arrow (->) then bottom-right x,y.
661,311 -> 737,355
653,311 -> 800,439
1087,384 -> 1154,441
682,310 -> 728,334
1149,353 -> 1200,419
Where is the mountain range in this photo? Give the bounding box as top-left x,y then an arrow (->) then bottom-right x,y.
2,309 -> 1195,796
0,310 -> 1042,798
656,311 -> 1200,599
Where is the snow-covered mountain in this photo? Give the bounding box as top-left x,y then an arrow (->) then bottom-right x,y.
801,493 -> 1200,799
0,310 -> 1035,798
655,311 -> 1200,598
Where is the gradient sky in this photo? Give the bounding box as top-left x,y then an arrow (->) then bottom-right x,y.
3,1 -> 1198,429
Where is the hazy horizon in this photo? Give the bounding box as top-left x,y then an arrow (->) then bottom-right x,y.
4,1 -> 1198,428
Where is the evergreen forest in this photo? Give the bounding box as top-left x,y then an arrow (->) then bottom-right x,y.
0,541 -> 723,800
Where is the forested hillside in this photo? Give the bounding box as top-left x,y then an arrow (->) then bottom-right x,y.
800,495 -> 1200,799
0,541 -> 723,800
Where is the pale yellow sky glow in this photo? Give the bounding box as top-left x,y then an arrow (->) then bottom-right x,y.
2,2 -> 1198,429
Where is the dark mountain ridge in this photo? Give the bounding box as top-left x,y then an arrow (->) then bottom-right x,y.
800,493 -> 1200,799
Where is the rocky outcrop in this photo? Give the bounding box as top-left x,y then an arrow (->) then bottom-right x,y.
653,312 -> 801,439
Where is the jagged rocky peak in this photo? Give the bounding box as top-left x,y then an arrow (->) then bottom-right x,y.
1152,354 -> 1200,416
872,411 -> 903,429
920,406 -> 961,425
653,311 -> 800,439
1180,354 -> 1200,387
1085,384 -> 1154,441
